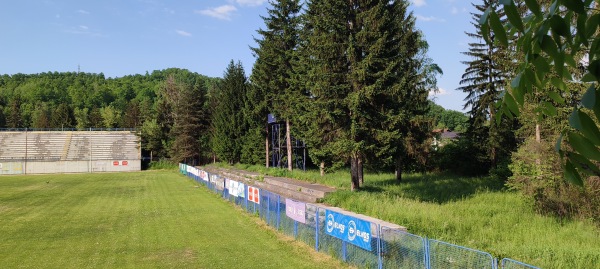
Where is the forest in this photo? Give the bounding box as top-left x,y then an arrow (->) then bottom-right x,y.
0,0 -> 599,223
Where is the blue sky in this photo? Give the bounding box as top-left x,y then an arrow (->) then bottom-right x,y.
0,0 -> 476,112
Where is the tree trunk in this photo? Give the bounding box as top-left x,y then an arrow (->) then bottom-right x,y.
535,123 -> 541,165
320,161 -> 325,177
350,155 -> 360,191
489,103 -> 497,167
266,124 -> 270,168
286,119 -> 293,171
358,156 -> 364,186
395,155 -> 403,182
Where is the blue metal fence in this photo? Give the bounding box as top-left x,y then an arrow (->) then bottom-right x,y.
179,164 -> 541,269
501,258 -> 541,269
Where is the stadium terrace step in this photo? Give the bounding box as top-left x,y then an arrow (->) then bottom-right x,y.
201,166 -> 336,203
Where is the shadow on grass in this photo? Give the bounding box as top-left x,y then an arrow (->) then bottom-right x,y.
361,173 -> 506,204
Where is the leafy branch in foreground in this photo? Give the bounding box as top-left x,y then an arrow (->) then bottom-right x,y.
482,0 -> 600,186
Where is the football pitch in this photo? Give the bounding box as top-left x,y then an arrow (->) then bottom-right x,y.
0,170 -> 349,269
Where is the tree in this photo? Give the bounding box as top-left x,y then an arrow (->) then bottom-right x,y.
6,96 -> 22,128
73,107 -> 89,129
210,61 -> 248,164
483,0 -> 600,185
31,103 -> 51,129
458,0 -> 516,168
99,105 -> 120,129
301,0 -> 426,189
251,0 -> 302,171
161,74 -> 207,164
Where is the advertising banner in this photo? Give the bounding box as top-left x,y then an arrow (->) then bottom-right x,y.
210,174 -> 225,191
199,170 -> 209,182
248,186 -> 260,204
325,210 -> 372,251
285,199 -> 306,224
227,179 -> 245,198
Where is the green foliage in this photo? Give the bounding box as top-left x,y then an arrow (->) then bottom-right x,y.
299,0 -> 432,188
0,69 -> 213,163
147,159 -> 178,170
483,0 -> 600,186
458,0 -> 518,170
427,101 -> 468,132
509,136 -> 600,222
431,136 -> 491,176
210,61 -> 249,164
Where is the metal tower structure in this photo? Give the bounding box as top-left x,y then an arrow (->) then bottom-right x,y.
268,114 -> 306,170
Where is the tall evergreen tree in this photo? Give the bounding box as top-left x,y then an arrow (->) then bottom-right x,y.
210,61 -> 248,164
251,0 -> 302,170
301,0 -> 425,190
164,74 -> 208,164
457,0 -> 515,168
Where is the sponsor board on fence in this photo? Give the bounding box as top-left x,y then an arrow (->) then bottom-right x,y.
210,173 -> 225,191
199,170 -> 209,182
325,210 -> 372,251
285,199 -> 306,224
248,186 -> 260,204
227,179 -> 245,198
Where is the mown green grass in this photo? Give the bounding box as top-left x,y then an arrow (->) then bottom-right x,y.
227,164 -> 600,269
0,171 -> 350,269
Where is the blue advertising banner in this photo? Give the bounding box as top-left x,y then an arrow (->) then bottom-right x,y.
325,210 -> 372,251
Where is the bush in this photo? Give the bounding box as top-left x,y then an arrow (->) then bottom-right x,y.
509,137 -> 600,222
147,159 -> 178,170
431,136 -> 491,176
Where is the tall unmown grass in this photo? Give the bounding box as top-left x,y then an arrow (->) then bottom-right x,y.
225,163 -> 600,268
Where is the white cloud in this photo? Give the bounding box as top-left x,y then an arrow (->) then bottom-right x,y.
235,0 -> 267,7
77,9 -> 90,15
415,14 -> 446,23
451,7 -> 458,14
176,30 -> 192,37
429,87 -> 450,97
79,25 -> 89,30
196,5 -> 237,20
411,0 -> 426,7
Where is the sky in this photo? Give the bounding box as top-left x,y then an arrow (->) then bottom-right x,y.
0,0 -> 477,112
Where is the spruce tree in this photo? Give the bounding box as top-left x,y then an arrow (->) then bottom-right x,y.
210,61 -> 248,164
301,0 -> 425,190
250,0 -> 302,170
457,0 -> 515,168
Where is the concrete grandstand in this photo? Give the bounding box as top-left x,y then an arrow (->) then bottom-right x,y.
0,130 -> 140,174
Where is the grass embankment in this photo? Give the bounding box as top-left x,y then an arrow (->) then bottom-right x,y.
0,170 -> 350,269
227,163 -> 600,269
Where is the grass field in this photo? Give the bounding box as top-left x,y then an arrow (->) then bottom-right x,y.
229,164 -> 600,269
0,170 -> 350,269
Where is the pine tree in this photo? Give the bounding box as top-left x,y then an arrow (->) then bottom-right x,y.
457,0 -> 515,168
251,0 -> 302,170
301,0 -> 425,190
161,74 -> 208,164
210,61 -> 248,164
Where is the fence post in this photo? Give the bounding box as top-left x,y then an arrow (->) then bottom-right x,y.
276,195 -> 280,230
294,221 -> 298,238
377,224 -> 383,269
425,238 -> 431,269
267,192 -> 270,224
342,241 -> 347,262
315,207 -> 319,251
